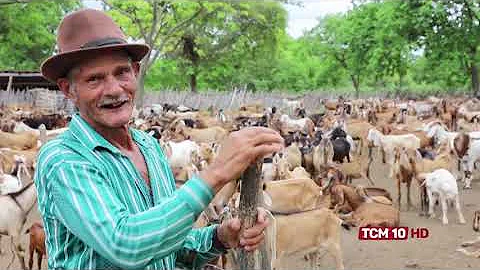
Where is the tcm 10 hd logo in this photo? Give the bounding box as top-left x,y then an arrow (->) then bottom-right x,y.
358,227 -> 429,240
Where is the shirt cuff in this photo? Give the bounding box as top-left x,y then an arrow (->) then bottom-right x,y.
176,174 -> 214,216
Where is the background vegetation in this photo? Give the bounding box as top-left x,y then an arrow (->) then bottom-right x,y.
1,0 -> 479,104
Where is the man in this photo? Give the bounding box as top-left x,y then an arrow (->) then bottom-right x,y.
35,9 -> 284,269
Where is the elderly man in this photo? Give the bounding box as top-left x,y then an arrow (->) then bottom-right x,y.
34,9 -> 283,270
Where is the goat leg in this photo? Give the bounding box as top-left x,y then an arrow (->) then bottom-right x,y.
455,195 -> 466,224
328,242 -> 345,270
407,182 -> 412,211
397,178 -> 402,210
440,194 -> 448,225
464,170 -> 473,189
37,251 -> 42,270
427,189 -> 435,219
28,244 -> 34,270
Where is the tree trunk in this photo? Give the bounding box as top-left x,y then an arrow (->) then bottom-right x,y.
189,71 -> 197,93
351,75 -> 360,98
135,62 -> 148,109
472,62 -> 480,98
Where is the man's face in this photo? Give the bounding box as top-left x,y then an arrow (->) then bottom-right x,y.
59,51 -> 139,130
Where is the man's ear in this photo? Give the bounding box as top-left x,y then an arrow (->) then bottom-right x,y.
57,78 -> 77,101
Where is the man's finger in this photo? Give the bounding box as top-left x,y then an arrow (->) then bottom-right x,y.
250,133 -> 284,147
256,207 -> 269,224
237,127 -> 281,137
252,143 -> 284,159
240,231 -> 264,246
228,218 -> 241,232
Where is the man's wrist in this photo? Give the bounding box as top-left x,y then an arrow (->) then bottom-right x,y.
199,169 -> 224,193
213,225 -> 229,251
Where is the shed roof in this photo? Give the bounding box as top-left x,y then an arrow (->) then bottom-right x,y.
0,70 -> 58,90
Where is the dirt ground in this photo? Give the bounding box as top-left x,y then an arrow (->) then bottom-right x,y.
2,157 -> 480,270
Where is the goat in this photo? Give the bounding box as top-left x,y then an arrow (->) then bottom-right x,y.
265,208 -> 345,270
262,178 -> 325,214
284,142 -> 302,170
26,222 -> 46,270
367,128 -> 420,177
0,131 -> 38,151
420,169 -> 466,225
392,147 -> 416,211
174,121 -> 228,143
0,155 -> 29,195
451,132 -> 480,189
329,184 -> 399,227
0,182 -> 37,270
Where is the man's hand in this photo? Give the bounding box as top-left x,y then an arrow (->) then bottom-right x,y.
200,127 -> 284,192
216,207 -> 269,251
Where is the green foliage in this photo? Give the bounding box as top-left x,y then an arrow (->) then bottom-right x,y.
2,0 -> 479,97
0,0 -> 80,70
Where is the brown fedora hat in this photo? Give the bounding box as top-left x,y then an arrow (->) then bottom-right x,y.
41,8 -> 150,83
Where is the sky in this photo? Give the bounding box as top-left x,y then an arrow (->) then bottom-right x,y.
284,0 -> 352,38
82,0 -> 352,39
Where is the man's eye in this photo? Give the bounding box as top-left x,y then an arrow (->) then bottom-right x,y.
118,68 -> 132,77
87,76 -> 99,83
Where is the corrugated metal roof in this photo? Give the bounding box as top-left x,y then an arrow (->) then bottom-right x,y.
0,70 -> 58,90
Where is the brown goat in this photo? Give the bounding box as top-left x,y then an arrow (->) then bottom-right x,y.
392,147 -> 416,210
26,222 -> 46,270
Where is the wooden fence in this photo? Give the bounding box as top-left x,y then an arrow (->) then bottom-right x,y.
1,87 -> 390,113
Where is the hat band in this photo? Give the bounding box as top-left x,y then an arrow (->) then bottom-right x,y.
80,37 -> 126,49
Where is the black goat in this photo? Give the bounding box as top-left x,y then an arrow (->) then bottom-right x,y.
332,137 -> 351,163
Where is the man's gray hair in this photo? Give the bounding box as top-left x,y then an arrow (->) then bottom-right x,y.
66,54 -> 134,92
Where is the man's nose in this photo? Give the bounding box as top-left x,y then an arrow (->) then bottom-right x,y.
104,75 -> 124,94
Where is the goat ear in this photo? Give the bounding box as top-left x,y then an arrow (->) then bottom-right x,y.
415,149 -> 423,161
273,153 -> 280,164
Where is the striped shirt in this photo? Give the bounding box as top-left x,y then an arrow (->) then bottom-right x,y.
34,113 -> 224,270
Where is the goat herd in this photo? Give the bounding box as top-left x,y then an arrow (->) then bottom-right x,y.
2,95 -> 480,269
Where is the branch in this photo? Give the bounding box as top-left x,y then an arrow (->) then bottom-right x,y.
101,0 -> 148,41
156,4 -> 207,52
0,0 -> 32,5
146,1 -> 158,44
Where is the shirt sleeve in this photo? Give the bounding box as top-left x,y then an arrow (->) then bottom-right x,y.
47,160 -> 214,270
175,224 -> 228,269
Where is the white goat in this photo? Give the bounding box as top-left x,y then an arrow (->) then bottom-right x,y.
0,155 -> 28,195
278,114 -> 314,136
421,169 -> 466,225
282,98 -> 303,115
161,140 -> 201,169
0,182 -> 37,270
425,122 -> 480,147
455,138 -> 480,189
367,128 -> 420,177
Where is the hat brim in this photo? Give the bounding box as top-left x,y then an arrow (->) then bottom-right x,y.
40,43 -> 150,83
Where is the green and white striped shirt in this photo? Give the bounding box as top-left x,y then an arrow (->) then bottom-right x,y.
34,114 -> 223,270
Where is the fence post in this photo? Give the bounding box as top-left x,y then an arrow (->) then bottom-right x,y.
238,160 -> 263,270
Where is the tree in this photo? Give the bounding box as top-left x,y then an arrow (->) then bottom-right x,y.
0,0 -> 80,70
310,11 -> 376,97
102,0 -> 287,106
405,0 -> 480,96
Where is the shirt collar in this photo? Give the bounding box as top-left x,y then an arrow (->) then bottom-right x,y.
68,113 -> 127,155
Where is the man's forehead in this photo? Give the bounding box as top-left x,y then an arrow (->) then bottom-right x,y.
76,51 -> 131,73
